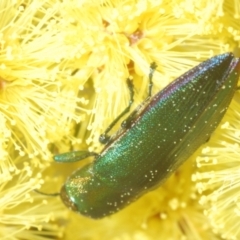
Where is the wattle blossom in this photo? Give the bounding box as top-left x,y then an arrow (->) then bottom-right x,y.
0,0 -> 240,239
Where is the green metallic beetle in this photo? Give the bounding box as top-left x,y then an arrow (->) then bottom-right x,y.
54,53 -> 240,219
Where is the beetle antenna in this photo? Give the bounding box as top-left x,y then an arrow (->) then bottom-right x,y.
34,189 -> 60,197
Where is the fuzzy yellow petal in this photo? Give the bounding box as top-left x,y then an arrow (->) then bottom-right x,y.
1,0 -> 240,239
194,97 -> 240,240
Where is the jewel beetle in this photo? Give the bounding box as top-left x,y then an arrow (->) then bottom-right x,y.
54,52 -> 240,219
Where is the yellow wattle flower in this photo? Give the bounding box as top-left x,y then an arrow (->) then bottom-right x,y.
0,1 -> 83,239
194,97 -> 240,240
0,163 -> 67,240
0,0 -> 240,239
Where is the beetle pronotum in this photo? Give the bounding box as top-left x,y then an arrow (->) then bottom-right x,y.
51,53 -> 240,219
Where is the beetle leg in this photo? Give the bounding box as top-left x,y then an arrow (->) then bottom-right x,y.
99,62 -> 157,144
99,78 -> 134,144
148,62 -> 157,98
121,62 -> 157,129
54,151 -> 98,163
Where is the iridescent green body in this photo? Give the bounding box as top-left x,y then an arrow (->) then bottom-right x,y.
55,53 -> 240,218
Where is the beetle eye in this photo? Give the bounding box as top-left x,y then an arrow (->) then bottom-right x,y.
60,185 -> 78,212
